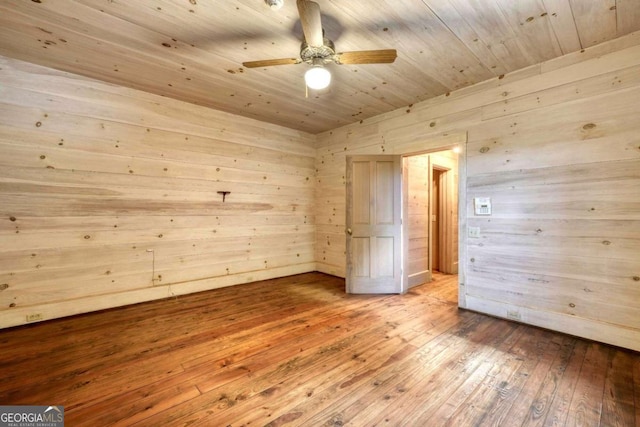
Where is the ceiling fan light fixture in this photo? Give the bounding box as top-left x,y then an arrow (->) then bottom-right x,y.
305,63 -> 331,90
243,0 -> 396,95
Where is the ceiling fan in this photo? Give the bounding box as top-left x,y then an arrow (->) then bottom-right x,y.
242,0 -> 397,90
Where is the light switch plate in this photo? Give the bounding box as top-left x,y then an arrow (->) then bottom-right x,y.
468,227 -> 480,238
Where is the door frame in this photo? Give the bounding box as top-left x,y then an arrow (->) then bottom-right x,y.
431,162 -> 458,275
343,132 -> 468,301
401,137 -> 466,300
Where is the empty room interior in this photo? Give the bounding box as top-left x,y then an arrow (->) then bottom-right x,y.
0,0 -> 639,425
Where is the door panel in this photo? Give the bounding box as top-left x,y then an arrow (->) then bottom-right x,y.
352,162 -> 371,224
376,237 -> 395,277
375,161 -> 395,224
346,155 -> 402,294
352,237 -> 370,277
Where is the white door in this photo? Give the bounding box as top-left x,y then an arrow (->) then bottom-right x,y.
346,155 -> 403,294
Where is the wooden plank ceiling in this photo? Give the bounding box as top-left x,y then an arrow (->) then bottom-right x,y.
0,0 -> 639,134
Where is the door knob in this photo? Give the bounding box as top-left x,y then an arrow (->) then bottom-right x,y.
346,228 -> 352,235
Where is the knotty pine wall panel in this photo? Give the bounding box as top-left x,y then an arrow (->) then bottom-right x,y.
315,32 -> 640,351
0,56 -> 316,328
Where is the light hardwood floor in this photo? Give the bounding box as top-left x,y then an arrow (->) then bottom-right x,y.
0,272 -> 638,426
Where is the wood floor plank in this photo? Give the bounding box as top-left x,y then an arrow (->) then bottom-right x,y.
295,312 -> 489,426
422,324 -> 529,425
339,316 -> 518,426
0,271 -> 637,426
635,355 -> 640,427
565,342 -> 610,427
541,340 -> 589,427
180,298 -> 460,422
127,294 -> 410,425
177,297 -> 383,371
0,275 -> 307,385
510,335 -> 578,426
443,327 -> 555,425
601,349 -> 636,426
100,288 -> 404,424
194,299 -> 461,426
76,384 -> 202,427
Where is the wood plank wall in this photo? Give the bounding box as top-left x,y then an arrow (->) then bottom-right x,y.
0,57 -> 316,329
316,32 -> 640,351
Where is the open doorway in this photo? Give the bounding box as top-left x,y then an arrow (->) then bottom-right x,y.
403,148 -> 459,289
344,139 -> 464,296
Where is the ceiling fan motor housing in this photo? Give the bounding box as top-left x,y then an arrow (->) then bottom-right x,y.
300,38 -> 336,64
265,0 -> 284,10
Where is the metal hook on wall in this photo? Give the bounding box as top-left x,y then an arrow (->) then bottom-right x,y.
217,191 -> 230,202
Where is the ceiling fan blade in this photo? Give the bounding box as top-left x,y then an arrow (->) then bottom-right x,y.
297,0 -> 323,47
336,49 -> 398,65
242,58 -> 300,68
